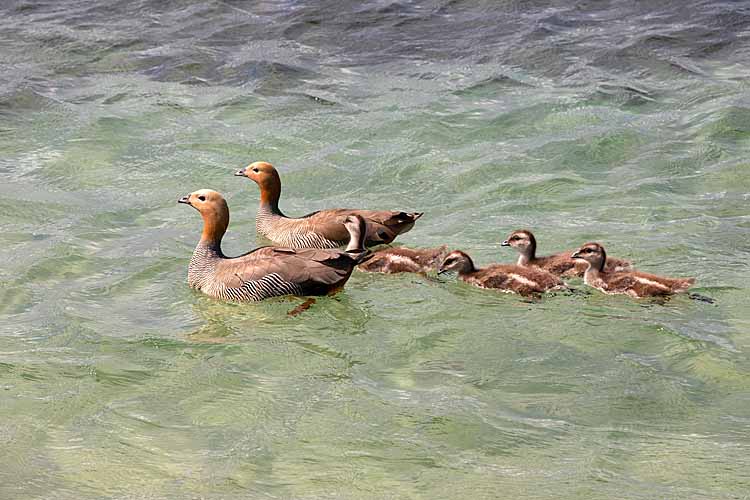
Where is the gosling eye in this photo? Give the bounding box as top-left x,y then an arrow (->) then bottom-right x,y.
252,167 -> 259,173
198,195 -> 206,202
511,236 -> 520,241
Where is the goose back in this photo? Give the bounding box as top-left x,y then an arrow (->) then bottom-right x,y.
572,242 -> 693,298
189,246 -> 364,301
359,245 -> 448,273
584,269 -> 695,298
464,264 -> 565,296
256,206 -> 422,249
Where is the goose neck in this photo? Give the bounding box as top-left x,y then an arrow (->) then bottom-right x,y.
583,266 -> 600,285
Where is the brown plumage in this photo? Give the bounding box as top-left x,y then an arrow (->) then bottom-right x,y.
235,161 -> 423,249
571,242 -> 694,298
358,245 -> 449,274
437,250 -> 565,296
501,229 -> 632,277
178,189 -> 369,302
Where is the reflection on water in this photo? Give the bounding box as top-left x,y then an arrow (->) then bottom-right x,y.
2,0 -> 750,498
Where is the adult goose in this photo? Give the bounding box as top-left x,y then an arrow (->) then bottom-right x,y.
178,189 -> 369,302
438,250 -> 565,296
501,229 -> 631,277
235,161 -> 422,248
571,242 -> 694,298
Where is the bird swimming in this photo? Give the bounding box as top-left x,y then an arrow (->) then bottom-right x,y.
438,250 -> 566,296
234,161 -> 422,249
502,229 -> 631,277
571,242 -> 694,298
178,189 -> 369,302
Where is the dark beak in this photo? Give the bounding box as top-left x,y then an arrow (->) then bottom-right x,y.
234,168 -> 246,177
501,240 -> 510,246
571,251 -> 581,259
178,195 -> 191,205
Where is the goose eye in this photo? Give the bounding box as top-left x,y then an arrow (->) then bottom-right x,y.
198,195 -> 206,202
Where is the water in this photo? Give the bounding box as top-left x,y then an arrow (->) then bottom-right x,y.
2,0 -> 750,498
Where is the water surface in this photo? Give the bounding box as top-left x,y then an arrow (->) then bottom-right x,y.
2,1 -> 750,498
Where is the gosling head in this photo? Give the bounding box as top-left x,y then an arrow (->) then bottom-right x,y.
438,250 -> 475,275
571,242 -> 607,272
501,229 -> 536,253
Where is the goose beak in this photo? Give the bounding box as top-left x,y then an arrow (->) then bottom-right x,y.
178,195 -> 191,205
501,240 -> 510,246
234,168 -> 246,177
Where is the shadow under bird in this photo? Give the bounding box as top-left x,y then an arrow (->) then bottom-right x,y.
571,242 -> 694,298
178,189 -> 369,302
438,250 -> 566,296
358,245 -> 450,274
501,229 -> 632,277
235,161 -> 423,248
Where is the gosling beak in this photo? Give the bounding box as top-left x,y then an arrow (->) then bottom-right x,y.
437,267 -> 448,276
501,240 -> 510,246
234,168 -> 246,177
571,250 -> 582,259
178,195 -> 191,205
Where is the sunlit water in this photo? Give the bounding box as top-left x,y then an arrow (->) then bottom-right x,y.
2,1 -> 750,498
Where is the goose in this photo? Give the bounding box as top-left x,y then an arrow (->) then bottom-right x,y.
235,161 -> 422,248
571,242 -> 694,298
178,189 -> 368,302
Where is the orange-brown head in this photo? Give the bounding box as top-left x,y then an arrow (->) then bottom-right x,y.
178,189 -> 230,244
234,161 -> 282,207
438,250 -> 475,275
571,242 -> 607,272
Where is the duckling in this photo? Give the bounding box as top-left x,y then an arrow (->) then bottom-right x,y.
235,161 -> 422,249
501,229 -> 632,277
437,250 -> 565,296
178,189 -> 369,302
358,245 -> 449,274
571,242 -> 694,298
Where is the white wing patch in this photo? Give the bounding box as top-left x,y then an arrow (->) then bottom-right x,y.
385,255 -> 415,266
508,273 -> 539,288
633,276 -> 669,290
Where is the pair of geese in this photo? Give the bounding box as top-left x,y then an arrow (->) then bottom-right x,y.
178,161 -> 695,302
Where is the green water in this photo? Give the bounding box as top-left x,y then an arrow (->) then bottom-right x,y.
2,1 -> 750,498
